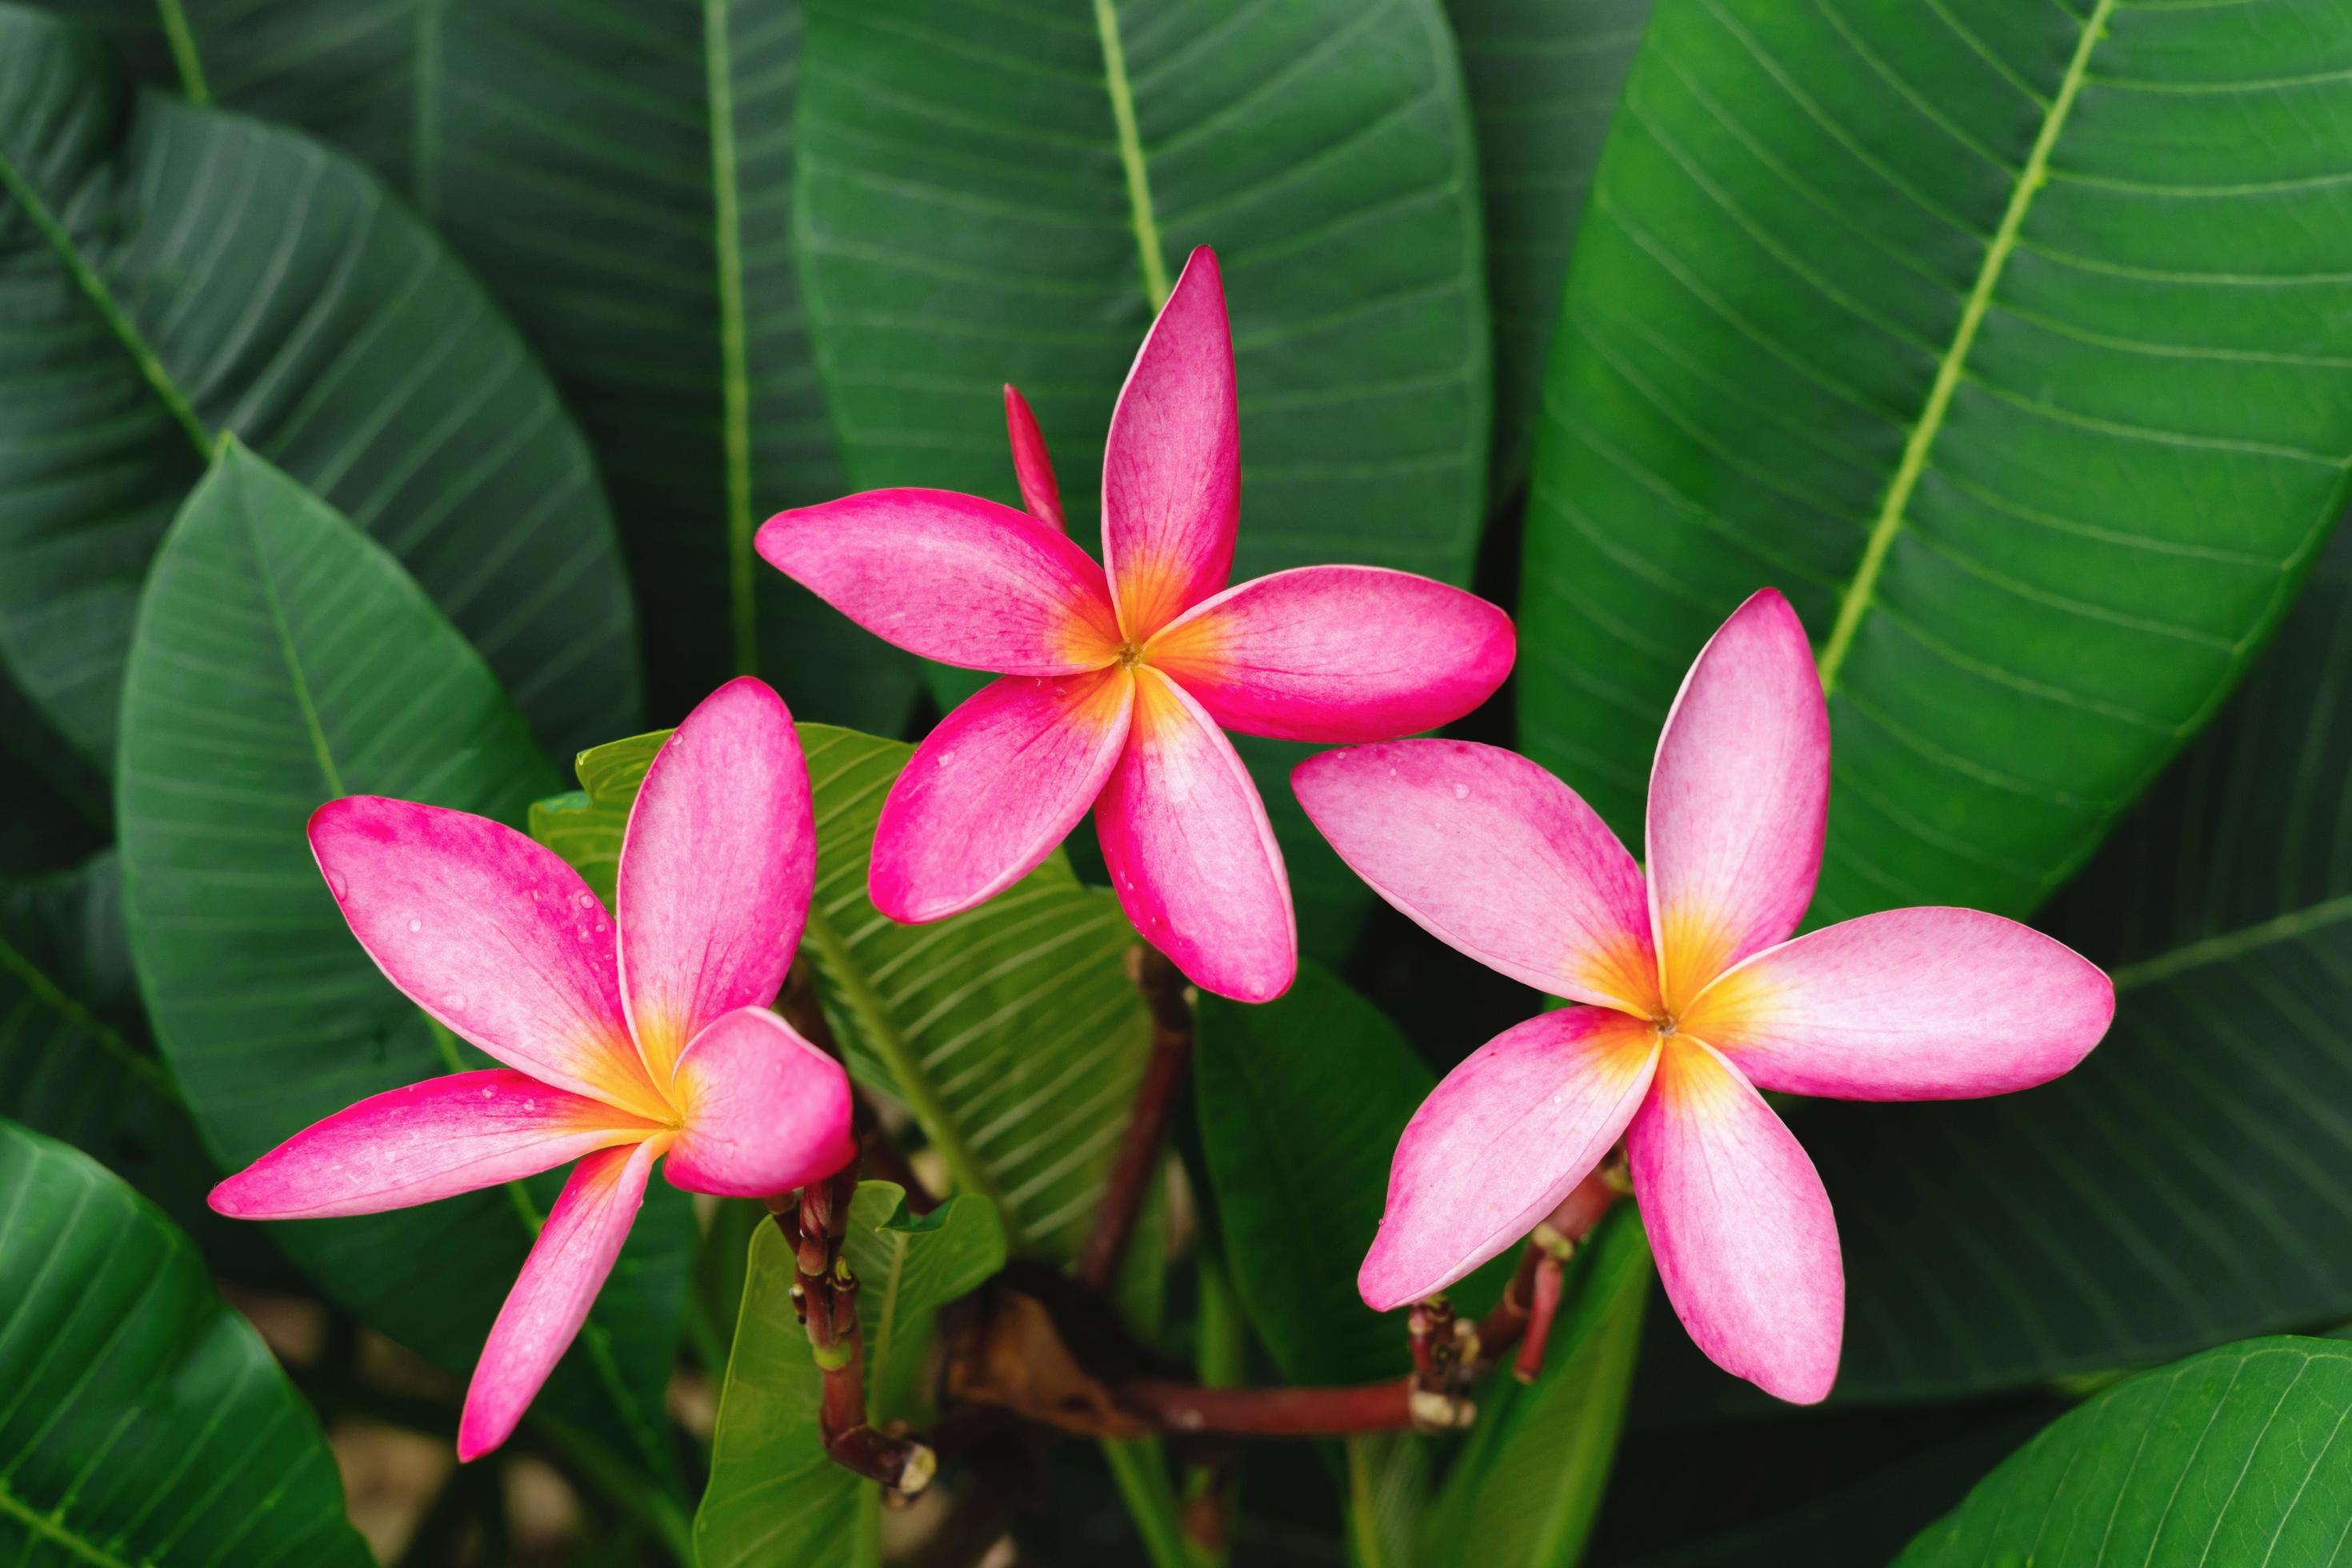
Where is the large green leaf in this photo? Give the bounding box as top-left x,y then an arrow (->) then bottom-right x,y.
115,444 -> 690,1470
0,850 -> 257,1267
0,6 -> 640,766
1516,0 -> 2352,924
0,662 -> 104,877
1195,960 -> 1509,1390
1898,1337 -> 2352,1566
1445,0 -> 1650,490
34,0 -> 920,731
0,1118 -> 371,1567
695,1182 -> 1006,1568
1416,1209 -> 1648,1568
795,0 -> 1495,949
1763,531 -> 2352,1406
538,722 -> 1156,1262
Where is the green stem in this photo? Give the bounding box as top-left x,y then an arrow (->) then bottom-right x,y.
1102,1439 -> 1198,1568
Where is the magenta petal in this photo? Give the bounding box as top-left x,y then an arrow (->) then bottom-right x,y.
1293,739 -> 1660,1012
1689,908 -> 2114,1101
1647,589 -> 1830,1010
210,1071 -> 662,1220
1003,383 -> 1066,534
1098,670 -> 1294,1002
1102,247 -> 1239,640
757,488 -> 1121,673
618,678 -> 814,1084
872,670 -> 1136,923
456,1136 -> 662,1461
666,1006 -> 857,1198
1146,566 -> 1515,742
308,797 -> 664,1119
1358,1008 -> 1660,1311
1630,1042 -> 1842,1404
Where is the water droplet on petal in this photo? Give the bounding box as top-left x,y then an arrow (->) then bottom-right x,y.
530,889 -> 543,904
575,925 -> 590,941
443,991 -> 466,1012
575,891 -> 594,910
939,751 -> 957,767
407,917 -> 422,934
481,1086 -> 494,1099
1452,783 -> 1469,801
594,919 -> 608,934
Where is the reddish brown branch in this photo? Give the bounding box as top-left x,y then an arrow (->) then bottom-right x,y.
778,958 -> 934,1210
1075,946 -> 1193,1292
769,1162 -> 938,1495
1117,1377 -> 1422,1437
1474,1161 -> 1630,1370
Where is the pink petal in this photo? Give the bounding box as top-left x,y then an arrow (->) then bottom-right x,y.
1684,908 -> 2114,1101
210,1071 -> 664,1220
1146,566 -> 1514,742
1003,383 -> 1066,534
1097,669 -> 1294,1002
618,678 -> 814,1085
1646,589 -> 1830,1013
1358,1007 -> 1660,1311
1293,740 -> 1660,1013
871,669 -> 1136,923
309,798 -> 666,1119
665,1006 -> 857,1198
757,488 -> 1122,673
457,1137 -> 662,1461
1630,1040 -> 1841,1404
1102,247 -> 1239,641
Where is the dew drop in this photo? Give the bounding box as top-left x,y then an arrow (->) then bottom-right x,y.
523,1098 -> 536,1112
407,917 -> 422,934
575,925 -> 590,941
594,918 -> 609,934
1452,783 -> 1469,801
443,991 -> 467,1012
939,750 -> 957,767
530,889 -> 543,904
575,891 -> 594,910
481,1086 -> 494,1100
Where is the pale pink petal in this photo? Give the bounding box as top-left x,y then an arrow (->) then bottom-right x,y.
618,678 -> 813,1085
1359,1008 -> 1660,1311
1630,1040 -> 1841,1404
665,1006 -> 857,1198
1146,566 -> 1514,742
309,798 -> 665,1120
210,1071 -> 663,1220
1102,247 -> 1238,641
1097,669 -> 1293,1002
872,669 -> 1135,923
1293,740 -> 1660,1013
457,1137 -> 663,1461
1647,589 -> 1830,1013
1684,908 -> 2114,1101
1003,383 -> 1066,534
757,489 -> 1122,673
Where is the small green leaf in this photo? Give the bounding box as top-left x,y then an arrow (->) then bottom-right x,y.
0,1118 -> 371,1567
117,444 -> 689,1470
535,722 -> 1153,1263
1418,1210 -> 1649,1568
696,1182 -> 1006,1568
1898,1337 -> 2352,1566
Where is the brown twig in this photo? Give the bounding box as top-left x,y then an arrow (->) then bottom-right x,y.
1074,945 -> 1193,1291
1117,1377 -> 1428,1437
1473,1160 -> 1630,1370
768,1163 -> 938,1495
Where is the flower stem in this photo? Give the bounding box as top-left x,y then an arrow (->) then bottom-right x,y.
1078,945 -> 1193,1291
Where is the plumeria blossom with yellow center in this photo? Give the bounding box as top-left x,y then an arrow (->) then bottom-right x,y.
1294,590 -> 2115,1402
755,246 -> 1514,1002
209,678 -> 854,1459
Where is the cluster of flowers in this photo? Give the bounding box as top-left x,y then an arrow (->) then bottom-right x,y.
212,250 -> 2112,1456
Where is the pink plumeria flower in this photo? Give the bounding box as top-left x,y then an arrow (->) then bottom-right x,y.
1294,590 -> 2114,1402
210,678 -> 854,1459
758,247 -> 1515,1002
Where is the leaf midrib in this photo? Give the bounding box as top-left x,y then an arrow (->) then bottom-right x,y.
0,137 -> 214,461
1813,0 -> 2117,693
704,0 -> 758,677
2110,891 -> 2352,993
1092,0 -> 1170,310
0,927 -> 173,1098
